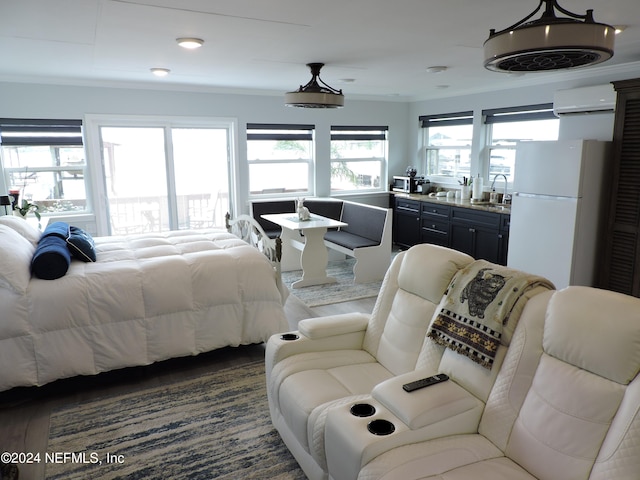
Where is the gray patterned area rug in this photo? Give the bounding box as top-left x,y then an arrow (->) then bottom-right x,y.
46,361 -> 305,480
282,258 -> 383,307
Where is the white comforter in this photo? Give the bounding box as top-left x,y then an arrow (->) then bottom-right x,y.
0,218 -> 288,391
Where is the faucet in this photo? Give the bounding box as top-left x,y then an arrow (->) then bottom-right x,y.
490,174 -> 508,204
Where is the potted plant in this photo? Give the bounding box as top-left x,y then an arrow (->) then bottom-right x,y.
14,198 -> 41,221
12,166 -> 41,221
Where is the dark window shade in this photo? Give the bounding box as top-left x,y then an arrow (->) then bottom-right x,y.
419,111 -> 473,128
247,123 -> 314,141
331,126 -> 388,141
331,127 -> 389,141
0,118 -> 83,146
483,104 -> 555,124
332,125 -> 388,131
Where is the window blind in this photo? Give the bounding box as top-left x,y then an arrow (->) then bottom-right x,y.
331,126 -> 388,141
419,111 -> 473,128
482,104 -> 555,124
246,123 -> 314,141
0,118 -> 83,146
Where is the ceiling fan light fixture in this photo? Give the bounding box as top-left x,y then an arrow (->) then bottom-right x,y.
285,63 -> 344,108
176,37 -> 204,49
484,0 -> 615,72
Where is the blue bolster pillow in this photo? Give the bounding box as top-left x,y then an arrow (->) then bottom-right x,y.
42,221 -> 70,240
31,222 -> 72,280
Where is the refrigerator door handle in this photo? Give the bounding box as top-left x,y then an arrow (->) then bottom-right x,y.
513,192 -> 577,201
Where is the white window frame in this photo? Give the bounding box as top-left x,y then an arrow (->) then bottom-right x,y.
482,103 -> 559,185
420,111 -> 474,183
84,114 -> 238,236
0,118 -> 89,216
330,125 -> 388,193
246,123 -> 315,199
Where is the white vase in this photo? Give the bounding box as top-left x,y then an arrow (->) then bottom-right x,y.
14,210 -> 27,219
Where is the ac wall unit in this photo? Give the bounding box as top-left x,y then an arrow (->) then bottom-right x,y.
553,84 -> 616,116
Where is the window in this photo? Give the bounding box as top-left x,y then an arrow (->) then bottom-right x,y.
0,118 -> 87,215
247,123 -> 314,196
330,126 -> 387,192
420,111 -> 473,180
484,104 -> 559,182
86,115 -> 234,236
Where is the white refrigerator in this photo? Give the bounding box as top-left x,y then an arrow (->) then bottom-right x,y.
507,139 -> 610,289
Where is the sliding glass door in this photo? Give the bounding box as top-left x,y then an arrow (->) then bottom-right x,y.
89,116 -> 234,236
100,127 -> 168,234
172,128 -> 230,231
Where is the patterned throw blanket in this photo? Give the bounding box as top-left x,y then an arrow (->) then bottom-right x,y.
427,260 -> 554,369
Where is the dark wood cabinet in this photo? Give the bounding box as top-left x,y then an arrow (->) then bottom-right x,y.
450,207 -> 503,264
393,198 -> 421,248
498,214 -> 510,266
600,78 -> 640,297
393,196 -> 509,265
421,203 -> 450,246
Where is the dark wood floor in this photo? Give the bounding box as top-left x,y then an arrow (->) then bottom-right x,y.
0,294 -> 376,480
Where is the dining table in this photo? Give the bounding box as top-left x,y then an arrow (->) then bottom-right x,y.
261,212 -> 347,288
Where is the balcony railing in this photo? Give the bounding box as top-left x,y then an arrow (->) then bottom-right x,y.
108,192 -> 229,236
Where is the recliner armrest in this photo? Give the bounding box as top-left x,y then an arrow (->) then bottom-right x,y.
299,313 -> 370,339
372,369 -> 483,430
265,313 -> 371,372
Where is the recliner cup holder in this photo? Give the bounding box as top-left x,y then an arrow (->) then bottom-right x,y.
367,419 -> 395,436
350,403 -> 376,417
280,333 -> 299,341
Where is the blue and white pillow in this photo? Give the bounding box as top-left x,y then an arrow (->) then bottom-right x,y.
66,225 -> 97,262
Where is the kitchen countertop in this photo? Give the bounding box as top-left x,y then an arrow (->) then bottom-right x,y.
393,192 -> 511,215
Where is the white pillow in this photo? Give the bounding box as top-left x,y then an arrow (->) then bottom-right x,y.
0,215 -> 41,246
0,225 -> 35,294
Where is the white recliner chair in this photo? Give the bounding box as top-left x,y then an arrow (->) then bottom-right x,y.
265,244 -> 474,480
346,286 -> 640,480
266,243 -> 552,480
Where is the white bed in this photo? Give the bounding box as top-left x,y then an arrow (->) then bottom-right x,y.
0,215 -> 288,392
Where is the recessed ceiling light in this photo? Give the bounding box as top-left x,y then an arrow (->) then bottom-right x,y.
150,68 -> 170,77
426,66 -> 448,74
176,37 -> 204,49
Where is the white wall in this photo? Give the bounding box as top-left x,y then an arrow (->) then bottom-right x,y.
558,111 -> 615,141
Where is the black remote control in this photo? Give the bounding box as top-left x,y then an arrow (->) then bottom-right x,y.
402,374 -> 449,392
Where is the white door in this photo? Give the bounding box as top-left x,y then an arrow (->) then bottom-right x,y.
507,193 -> 579,289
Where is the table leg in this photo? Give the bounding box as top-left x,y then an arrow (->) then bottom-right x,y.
292,227 -> 336,288
279,228 -> 302,272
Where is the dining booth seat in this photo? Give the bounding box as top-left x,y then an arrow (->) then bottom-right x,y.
251,198 -> 392,283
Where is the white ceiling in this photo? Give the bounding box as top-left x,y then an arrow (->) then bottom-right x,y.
1,0 -> 639,102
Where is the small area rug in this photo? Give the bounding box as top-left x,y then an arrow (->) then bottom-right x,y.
282,258 -> 382,307
46,361 -> 305,480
